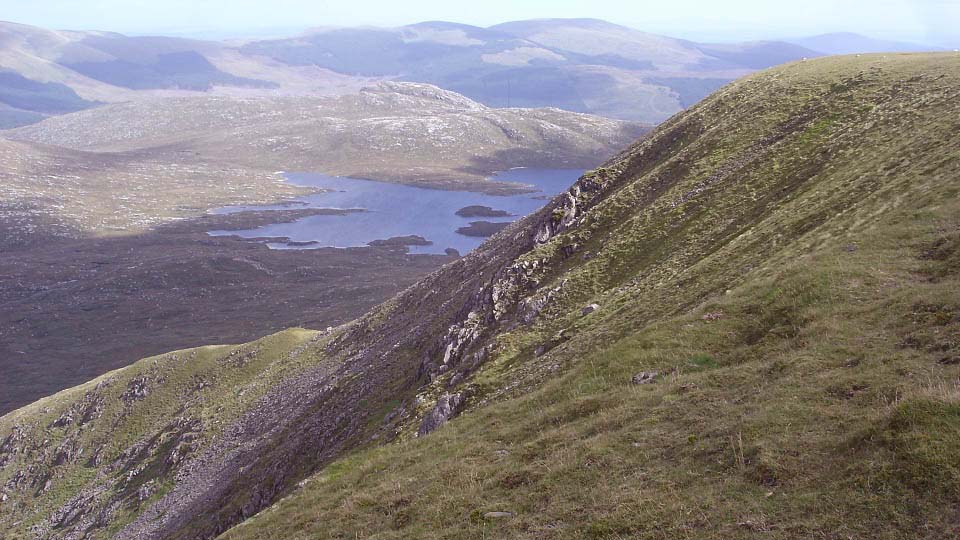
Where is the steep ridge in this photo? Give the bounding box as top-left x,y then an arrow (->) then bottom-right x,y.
219,52 -> 960,539
1,53 -> 958,539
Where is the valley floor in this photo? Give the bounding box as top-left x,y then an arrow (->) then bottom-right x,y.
0,210 -> 450,413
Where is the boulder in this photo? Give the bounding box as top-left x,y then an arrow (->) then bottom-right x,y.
581,303 -> 600,316
417,393 -> 465,436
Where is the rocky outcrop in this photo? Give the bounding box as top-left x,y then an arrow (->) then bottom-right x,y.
0,425 -> 26,470
534,167 -> 619,245
631,372 -> 659,385
406,164 -> 633,434
418,393 -> 465,436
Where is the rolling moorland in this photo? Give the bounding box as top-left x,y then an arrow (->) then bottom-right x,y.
0,137 -> 309,244
1,52 -> 957,539
5,82 -> 648,193
0,18 -> 829,127
0,83 -> 645,413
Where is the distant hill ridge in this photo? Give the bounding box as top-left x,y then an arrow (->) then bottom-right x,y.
4,80 -> 649,197
0,18 -> 828,126
789,32 -> 945,55
3,18 -> 939,128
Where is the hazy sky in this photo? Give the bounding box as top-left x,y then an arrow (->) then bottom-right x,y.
2,0 -> 958,45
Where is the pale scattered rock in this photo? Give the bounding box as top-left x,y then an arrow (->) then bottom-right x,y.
51,411 -> 75,428
121,376 -> 151,402
137,482 -> 156,502
484,511 -> 514,519
631,371 -> 659,385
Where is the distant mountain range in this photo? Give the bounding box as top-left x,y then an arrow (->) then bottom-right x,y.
240,19 -> 822,122
0,18 -> 945,128
0,20 -> 372,128
787,32 -> 945,55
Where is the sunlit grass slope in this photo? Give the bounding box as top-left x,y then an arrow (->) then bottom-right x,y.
221,53 -> 960,539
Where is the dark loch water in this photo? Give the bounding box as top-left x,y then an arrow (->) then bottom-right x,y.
208,168 -> 584,255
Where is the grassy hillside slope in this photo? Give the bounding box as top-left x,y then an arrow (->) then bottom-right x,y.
219,52 -> 960,539
1,53 -> 958,540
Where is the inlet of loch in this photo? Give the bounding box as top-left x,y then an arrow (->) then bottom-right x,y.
208,168 -> 584,255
